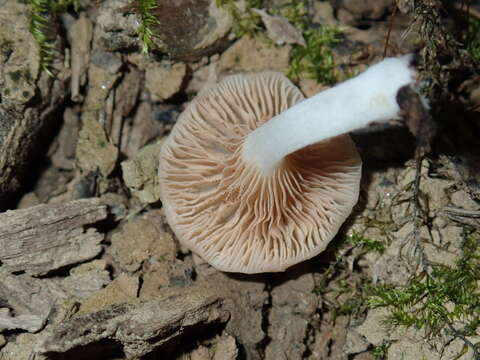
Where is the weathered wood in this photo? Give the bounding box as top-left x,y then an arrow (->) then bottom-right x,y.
39,284 -> 229,358
0,270 -> 58,333
0,1 -> 67,199
0,198 -> 107,275
445,207 -> 480,230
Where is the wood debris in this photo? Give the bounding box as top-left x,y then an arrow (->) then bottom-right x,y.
0,270 -> 59,333
69,14 -> 93,102
444,207 -> 480,230
0,198 -> 107,275
39,284 -> 229,358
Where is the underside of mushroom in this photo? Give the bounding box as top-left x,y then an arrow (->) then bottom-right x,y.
159,55 -> 418,273
159,72 -> 362,273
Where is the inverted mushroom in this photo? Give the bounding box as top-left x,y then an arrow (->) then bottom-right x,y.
159,54 -> 418,274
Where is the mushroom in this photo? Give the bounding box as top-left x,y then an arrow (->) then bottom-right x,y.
159,54 -> 419,273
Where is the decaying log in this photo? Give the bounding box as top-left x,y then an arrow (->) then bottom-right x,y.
0,198 -> 107,275
39,284 -> 230,358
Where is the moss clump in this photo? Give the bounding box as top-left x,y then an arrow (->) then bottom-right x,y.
216,0 -> 343,85
346,232 -> 385,254
215,0 -> 263,37
372,342 -> 390,359
281,1 -> 342,85
287,26 -> 342,85
50,0 -> 79,12
368,232 -> 480,355
465,16 -> 480,63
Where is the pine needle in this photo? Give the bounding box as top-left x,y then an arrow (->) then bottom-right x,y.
136,0 -> 160,54
30,0 -> 55,76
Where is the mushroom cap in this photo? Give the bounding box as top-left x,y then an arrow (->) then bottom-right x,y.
158,72 -> 362,273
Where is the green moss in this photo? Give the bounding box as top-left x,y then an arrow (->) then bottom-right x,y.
30,0 -> 55,76
50,0 -> 79,13
372,343 -> 390,360
215,0 -> 263,37
313,267 -> 370,321
217,0 -> 342,85
368,232 -> 480,355
29,0 -> 79,76
280,1 -> 307,29
346,232 -> 385,254
282,1 -> 342,85
465,16 -> 480,63
287,26 -> 342,85
135,0 -> 160,54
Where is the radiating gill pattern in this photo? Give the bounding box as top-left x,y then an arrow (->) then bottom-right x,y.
159,72 -> 361,273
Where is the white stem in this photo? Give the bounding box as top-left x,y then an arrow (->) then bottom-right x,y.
242,54 -> 417,173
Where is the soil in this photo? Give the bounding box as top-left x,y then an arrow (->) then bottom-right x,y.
0,1 -> 479,360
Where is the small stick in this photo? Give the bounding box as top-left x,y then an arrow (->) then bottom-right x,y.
383,1 -> 398,58
444,207 -> 480,218
447,323 -> 480,359
396,84 -> 436,270
444,207 -> 480,229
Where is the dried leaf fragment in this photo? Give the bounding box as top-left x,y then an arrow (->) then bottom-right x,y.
253,9 -> 306,46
